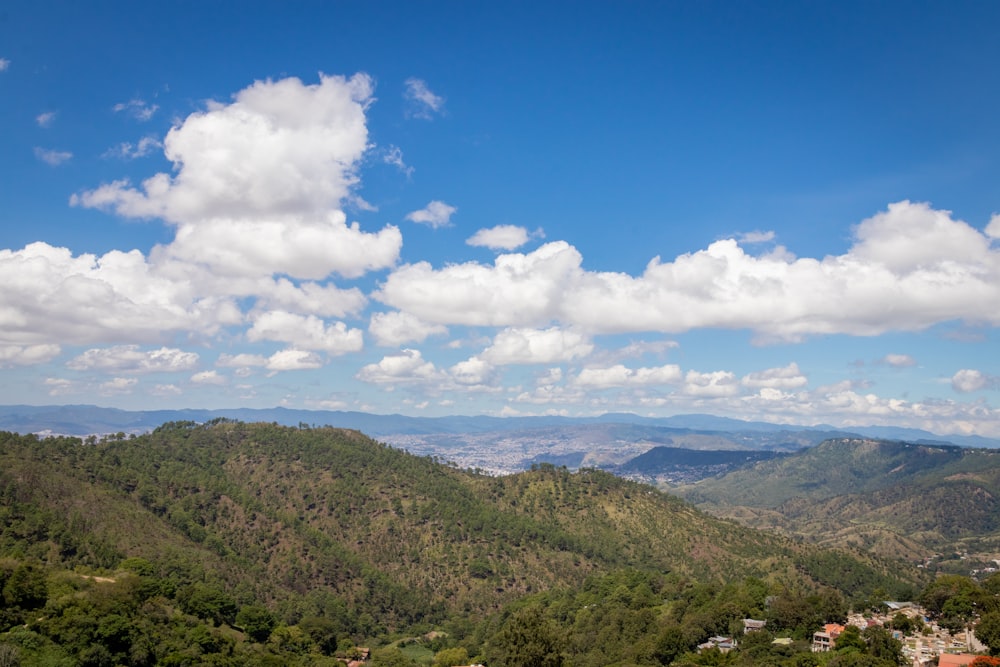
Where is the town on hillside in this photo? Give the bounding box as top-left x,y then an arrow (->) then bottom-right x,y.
698,604 -> 990,667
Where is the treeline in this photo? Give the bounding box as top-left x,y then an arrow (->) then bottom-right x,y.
3,561 -> 993,667
0,557 -> 360,666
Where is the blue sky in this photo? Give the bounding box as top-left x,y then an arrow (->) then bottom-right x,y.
2,1 -> 999,436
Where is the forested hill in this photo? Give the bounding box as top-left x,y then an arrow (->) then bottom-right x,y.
1,423 -> 917,627
0,422 -> 942,665
679,438 -> 1000,561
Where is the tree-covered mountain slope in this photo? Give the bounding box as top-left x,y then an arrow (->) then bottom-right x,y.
0,423 -> 920,631
678,438 -> 1000,560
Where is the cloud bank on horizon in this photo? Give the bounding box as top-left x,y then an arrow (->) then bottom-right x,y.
1,3 -> 998,437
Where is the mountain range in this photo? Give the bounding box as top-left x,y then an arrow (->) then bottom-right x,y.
2,405 -> 997,473
677,437 -> 1000,567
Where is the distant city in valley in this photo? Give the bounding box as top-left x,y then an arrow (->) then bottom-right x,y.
3,404 -> 998,480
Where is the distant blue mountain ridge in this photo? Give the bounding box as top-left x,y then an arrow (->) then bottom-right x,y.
0,404 -> 997,449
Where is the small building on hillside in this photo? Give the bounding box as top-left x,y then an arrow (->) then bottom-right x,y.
698,636 -> 736,653
813,624 -> 846,652
744,619 -> 767,634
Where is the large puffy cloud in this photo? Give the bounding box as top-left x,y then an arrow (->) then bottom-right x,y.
153,213 -> 400,280
682,370 -> 741,397
573,363 -> 683,389
67,345 -> 200,374
449,356 -> 496,386
952,369 -> 999,393
378,201 -> 1000,339
987,214 -> 1000,239
851,201 -> 992,273
356,349 -> 500,391
0,345 -> 61,367
3,75 -> 403,355
0,243 -> 243,346
368,311 -> 448,347
741,363 -> 808,389
356,349 -> 440,384
376,241 -> 583,326
215,350 -> 323,373
0,240 -> 376,349
265,349 -> 323,372
74,73 -> 402,280
78,74 -> 374,222
246,310 -> 363,355
481,327 -> 593,365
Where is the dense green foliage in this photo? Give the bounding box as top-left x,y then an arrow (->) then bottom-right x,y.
0,423 -> 930,665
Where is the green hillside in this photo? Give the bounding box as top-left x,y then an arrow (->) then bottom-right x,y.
678,438 -> 1000,561
0,423 -> 926,665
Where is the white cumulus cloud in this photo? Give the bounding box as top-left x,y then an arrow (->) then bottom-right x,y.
741,363 -> 808,389
67,345 -> 200,374
986,214 -> 1000,240
75,74 -> 401,280
0,242 -> 243,346
683,370 -> 740,397
406,201 -> 457,229
376,241 -> 582,327
356,349 -> 440,384
3,74 -> 409,360
481,327 -> 593,365
951,369 -> 999,393
573,363 -> 683,389
449,356 -> 496,386
216,353 -> 269,368
246,311 -> 363,355
368,311 -> 448,347
378,201 -> 1000,340
0,344 -> 61,367
100,377 -> 137,395
265,349 -> 323,372
36,112 -> 57,128
881,353 -> 917,368
466,225 -> 543,250
191,370 -> 226,385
